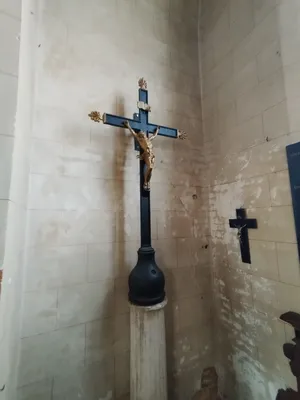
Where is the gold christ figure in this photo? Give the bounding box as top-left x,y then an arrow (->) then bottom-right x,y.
124,120 -> 159,191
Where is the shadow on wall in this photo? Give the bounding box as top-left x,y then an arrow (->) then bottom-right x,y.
113,96 -> 132,278
112,96 -> 132,400
84,96 -> 132,399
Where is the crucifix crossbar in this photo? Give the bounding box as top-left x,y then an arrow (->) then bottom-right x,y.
229,208 -> 258,264
103,88 -> 178,140
90,78 -> 183,150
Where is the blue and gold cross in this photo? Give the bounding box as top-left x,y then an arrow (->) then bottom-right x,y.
88,78 -> 187,307
88,77 -> 185,151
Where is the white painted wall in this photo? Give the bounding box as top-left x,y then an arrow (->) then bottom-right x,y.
0,0 -> 39,398
200,0 -> 300,398
3,1 -> 300,399
0,0 -> 21,266
0,0 -> 22,397
15,1 -> 211,399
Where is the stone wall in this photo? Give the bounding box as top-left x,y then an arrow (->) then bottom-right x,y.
0,0 -> 22,398
0,0 -> 38,398
200,0 -> 300,398
0,0 -> 20,272
16,1 -> 211,399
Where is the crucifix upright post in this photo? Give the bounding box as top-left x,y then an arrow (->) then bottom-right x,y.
89,78 -> 185,306
89,78 -> 186,400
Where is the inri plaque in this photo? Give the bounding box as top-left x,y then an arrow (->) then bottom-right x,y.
286,142 -> 300,260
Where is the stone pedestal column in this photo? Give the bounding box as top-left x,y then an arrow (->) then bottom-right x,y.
130,299 -> 168,400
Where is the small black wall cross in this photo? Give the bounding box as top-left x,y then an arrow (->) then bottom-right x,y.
229,208 -> 258,264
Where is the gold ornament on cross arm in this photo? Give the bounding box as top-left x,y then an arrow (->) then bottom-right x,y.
88,111 -> 103,123
177,130 -> 187,140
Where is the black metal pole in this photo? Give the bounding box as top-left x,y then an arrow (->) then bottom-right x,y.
128,151 -> 165,306
139,160 -> 151,247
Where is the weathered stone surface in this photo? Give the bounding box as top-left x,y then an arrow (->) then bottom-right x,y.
192,367 -> 220,400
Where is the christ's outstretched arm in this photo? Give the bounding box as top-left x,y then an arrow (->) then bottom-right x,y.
150,126 -> 160,141
124,120 -> 137,138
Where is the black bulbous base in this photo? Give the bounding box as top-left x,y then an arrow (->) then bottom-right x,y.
128,245 -> 165,306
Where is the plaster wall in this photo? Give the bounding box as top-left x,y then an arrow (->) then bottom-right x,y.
0,0 -> 38,398
0,0 -> 21,268
200,0 -> 300,398
16,1 -> 211,399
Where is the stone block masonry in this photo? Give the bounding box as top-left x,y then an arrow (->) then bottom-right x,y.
16,1 -> 211,399
200,0 -> 300,398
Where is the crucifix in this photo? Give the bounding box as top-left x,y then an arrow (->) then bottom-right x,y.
88,78 -> 186,306
229,208 -> 258,264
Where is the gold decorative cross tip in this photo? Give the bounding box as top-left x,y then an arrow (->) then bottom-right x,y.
88,111 -> 103,123
138,77 -> 147,90
178,130 -> 187,140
